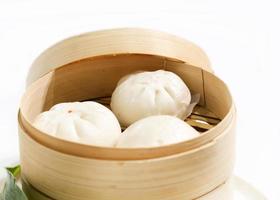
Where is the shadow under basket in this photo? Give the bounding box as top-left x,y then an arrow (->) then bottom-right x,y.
18,28 -> 236,200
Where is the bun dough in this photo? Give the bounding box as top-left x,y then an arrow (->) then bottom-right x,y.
33,101 -> 121,147
116,115 -> 199,148
111,70 -> 192,127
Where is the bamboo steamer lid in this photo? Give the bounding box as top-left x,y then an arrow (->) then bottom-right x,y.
19,28 -> 236,200
26,28 -> 212,86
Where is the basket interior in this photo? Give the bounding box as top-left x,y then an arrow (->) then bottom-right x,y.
92,96 -> 219,132
19,54 -> 233,160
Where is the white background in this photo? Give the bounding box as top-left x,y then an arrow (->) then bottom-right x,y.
0,0 -> 279,199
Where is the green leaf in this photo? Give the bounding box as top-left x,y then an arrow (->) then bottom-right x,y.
0,171 -> 28,200
6,166 -> 21,179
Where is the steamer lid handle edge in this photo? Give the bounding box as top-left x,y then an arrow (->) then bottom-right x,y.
26,28 -> 213,87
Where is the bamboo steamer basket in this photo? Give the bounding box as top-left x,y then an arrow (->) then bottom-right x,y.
18,28 -> 236,200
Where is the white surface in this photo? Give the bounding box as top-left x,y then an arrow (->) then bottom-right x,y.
0,0 -> 279,199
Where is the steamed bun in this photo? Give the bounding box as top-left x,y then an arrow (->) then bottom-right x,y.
33,101 -> 121,147
111,70 -> 192,127
116,115 -> 199,148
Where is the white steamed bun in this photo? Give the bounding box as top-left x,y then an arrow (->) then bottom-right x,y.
33,101 -> 121,147
111,70 -> 192,127
116,115 -> 199,148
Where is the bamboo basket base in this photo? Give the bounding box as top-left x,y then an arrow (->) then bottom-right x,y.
21,176 -> 233,200
92,96 -> 221,132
